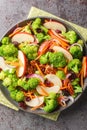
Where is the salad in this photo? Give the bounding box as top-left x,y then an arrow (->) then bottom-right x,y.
0,18 -> 87,113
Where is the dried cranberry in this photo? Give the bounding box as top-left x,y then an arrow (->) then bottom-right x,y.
26,97 -> 31,101
12,41 -> 19,47
36,28 -> 42,33
55,30 -> 61,33
19,101 -> 27,109
44,79 -> 54,87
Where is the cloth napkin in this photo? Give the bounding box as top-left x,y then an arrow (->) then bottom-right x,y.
0,6 -> 87,121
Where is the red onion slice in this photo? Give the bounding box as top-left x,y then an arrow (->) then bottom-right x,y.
26,74 -> 44,82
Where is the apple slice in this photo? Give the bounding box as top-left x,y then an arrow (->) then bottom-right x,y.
45,74 -> 62,87
0,57 -> 15,71
12,32 -> 34,43
52,46 -> 73,61
44,21 -> 66,32
16,50 -> 27,77
36,74 -> 62,96
25,96 -> 44,107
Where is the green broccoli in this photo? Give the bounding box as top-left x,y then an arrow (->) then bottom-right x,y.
18,77 -> 40,90
1,36 -> 10,45
2,77 -> 12,87
16,91 -> 24,102
67,59 -> 82,73
19,43 -> 38,60
69,45 -> 83,59
8,85 -> 16,92
0,71 -> 7,80
32,18 -> 41,34
40,53 -> 49,64
77,39 -> 84,47
2,69 -> 18,88
62,31 -> 78,44
43,93 -> 58,113
27,78 -> 40,90
71,78 -> 80,86
18,78 -> 29,90
36,33 -> 50,42
0,44 -> 18,60
31,18 -> 50,42
10,89 -> 18,100
56,70 -> 66,80
49,52 -> 67,68
73,85 -> 82,93
10,90 -> 24,102
22,25 -> 31,34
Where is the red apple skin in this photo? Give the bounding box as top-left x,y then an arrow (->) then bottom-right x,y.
44,21 -> 66,32
12,32 -> 34,43
16,51 -> 28,77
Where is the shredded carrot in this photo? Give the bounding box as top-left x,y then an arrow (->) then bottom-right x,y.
5,61 -> 20,67
57,96 -> 67,107
9,27 -> 25,38
39,85 -> 49,96
23,91 -> 35,99
48,30 -> 69,49
67,83 -> 74,95
80,57 -> 86,87
64,66 -> 68,74
35,62 -> 44,77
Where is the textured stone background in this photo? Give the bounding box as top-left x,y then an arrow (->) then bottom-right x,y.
0,0 -> 87,130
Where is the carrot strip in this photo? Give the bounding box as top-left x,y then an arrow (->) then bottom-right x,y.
23,91 -> 35,99
80,57 -> 86,87
39,85 -> 49,96
9,27 -> 25,38
48,30 -> 69,49
35,62 -> 44,77
5,61 -> 20,67
64,66 -> 68,74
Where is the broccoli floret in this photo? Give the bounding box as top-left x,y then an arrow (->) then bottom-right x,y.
19,43 -> 38,60
8,85 -> 16,92
71,78 -> 80,86
18,78 -> 29,90
49,52 -> 67,68
43,93 -> 58,113
0,44 -> 18,59
77,39 -> 84,47
56,70 -> 66,80
22,25 -> 31,34
31,18 -> 50,42
68,59 -> 82,73
36,33 -> 50,43
69,46 -> 83,59
62,31 -> 78,44
10,90 -> 24,102
18,77 -> 40,90
32,18 -> 41,34
27,78 -> 40,90
0,71 -> 7,80
16,91 -> 24,102
1,37 -> 10,45
10,89 -> 18,100
74,85 -> 82,93
2,69 -> 18,88
40,53 -> 49,64
2,77 -> 12,87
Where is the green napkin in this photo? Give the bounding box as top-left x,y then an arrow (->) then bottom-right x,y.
0,6 -> 87,121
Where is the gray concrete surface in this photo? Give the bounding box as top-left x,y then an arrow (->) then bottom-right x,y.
0,0 -> 87,130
